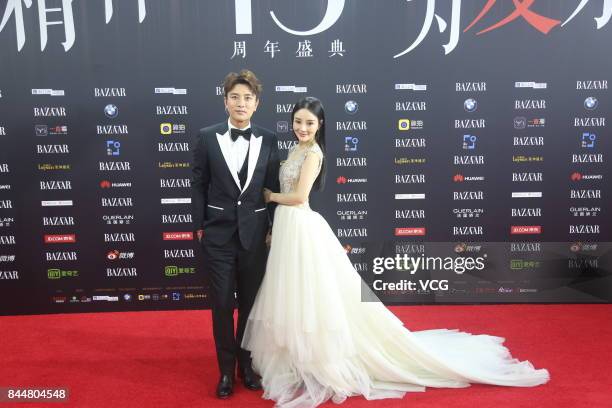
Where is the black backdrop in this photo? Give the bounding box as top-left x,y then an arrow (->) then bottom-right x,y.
1,0 -> 611,315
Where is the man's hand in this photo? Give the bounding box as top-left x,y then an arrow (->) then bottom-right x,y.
196,229 -> 204,243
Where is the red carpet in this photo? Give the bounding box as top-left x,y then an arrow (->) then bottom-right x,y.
0,304 -> 610,408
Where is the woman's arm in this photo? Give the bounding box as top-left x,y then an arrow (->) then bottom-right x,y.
265,151 -> 321,206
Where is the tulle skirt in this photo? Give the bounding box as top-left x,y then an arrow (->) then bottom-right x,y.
242,204 -> 549,407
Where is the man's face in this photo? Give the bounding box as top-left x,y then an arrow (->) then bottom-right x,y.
224,83 -> 259,126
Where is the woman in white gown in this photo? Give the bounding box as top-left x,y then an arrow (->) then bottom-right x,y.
242,97 -> 549,407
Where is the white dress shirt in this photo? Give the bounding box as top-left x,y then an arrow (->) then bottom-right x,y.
227,119 -> 251,177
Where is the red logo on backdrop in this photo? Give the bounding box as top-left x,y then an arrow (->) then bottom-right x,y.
464,0 -> 561,35
44,234 -> 76,243
336,176 -> 347,184
163,232 -> 193,241
571,172 -> 582,181
395,227 -> 426,236
107,250 -> 119,260
100,180 -> 111,188
453,174 -> 465,182
510,225 -> 542,235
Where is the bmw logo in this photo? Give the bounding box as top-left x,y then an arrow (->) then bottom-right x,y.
104,104 -> 119,118
584,97 -> 598,110
344,100 -> 358,115
464,98 -> 477,112
123,294 -> 132,301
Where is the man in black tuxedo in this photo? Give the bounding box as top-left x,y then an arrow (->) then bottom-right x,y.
191,70 -> 279,398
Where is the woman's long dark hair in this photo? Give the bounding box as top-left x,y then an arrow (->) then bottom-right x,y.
291,96 -> 327,191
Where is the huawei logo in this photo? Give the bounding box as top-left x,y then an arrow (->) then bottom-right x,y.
570,172 -> 582,181
453,174 -> 465,182
100,180 -> 111,188
336,176 -> 348,184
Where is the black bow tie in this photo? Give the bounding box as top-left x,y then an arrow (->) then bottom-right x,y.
230,128 -> 251,142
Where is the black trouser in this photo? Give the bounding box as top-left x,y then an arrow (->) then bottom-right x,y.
203,230 -> 267,376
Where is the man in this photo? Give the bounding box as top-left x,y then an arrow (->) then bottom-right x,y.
191,69 -> 279,398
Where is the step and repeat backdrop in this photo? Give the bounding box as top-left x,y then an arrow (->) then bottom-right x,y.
1,0 -> 611,315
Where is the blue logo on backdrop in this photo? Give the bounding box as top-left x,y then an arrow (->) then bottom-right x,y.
344,136 -> 359,151
106,140 -> 121,156
462,134 -> 477,149
581,132 -> 596,148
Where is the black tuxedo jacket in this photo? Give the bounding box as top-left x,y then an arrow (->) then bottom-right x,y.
191,122 -> 280,250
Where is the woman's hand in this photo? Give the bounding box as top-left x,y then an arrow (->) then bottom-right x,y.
265,230 -> 272,247
263,188 -> 273,203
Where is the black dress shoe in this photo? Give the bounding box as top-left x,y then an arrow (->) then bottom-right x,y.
216,374 -> 234,399
239,366 -> 262,391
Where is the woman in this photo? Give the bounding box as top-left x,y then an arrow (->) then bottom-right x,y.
242,97 -> 549,407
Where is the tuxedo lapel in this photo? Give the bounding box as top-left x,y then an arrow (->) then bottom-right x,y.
241,127 -> 263,194
215,129 -> 242,190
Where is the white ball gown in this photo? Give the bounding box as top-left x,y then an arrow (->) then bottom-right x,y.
242,143 -> 549,407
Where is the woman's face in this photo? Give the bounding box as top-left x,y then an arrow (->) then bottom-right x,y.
293,108 -> 320,144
